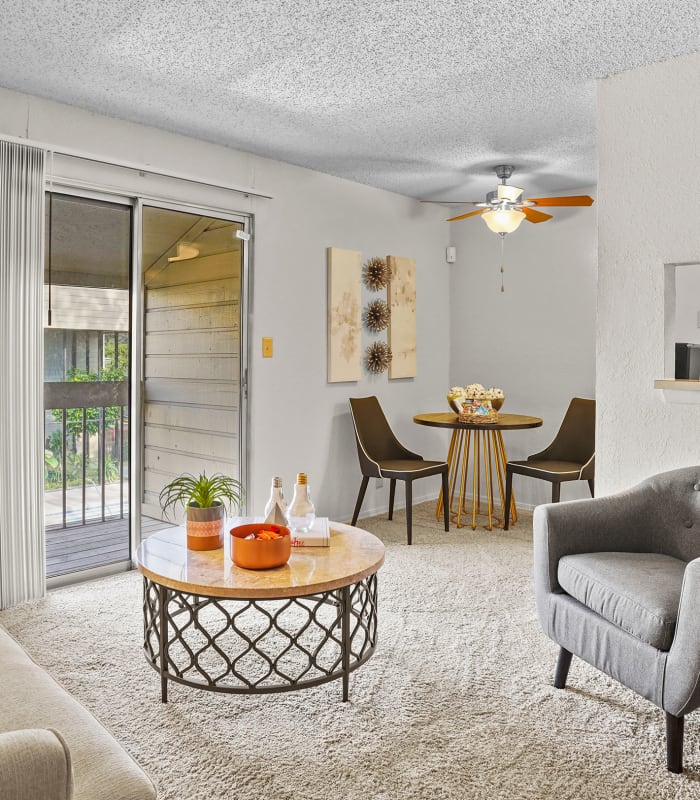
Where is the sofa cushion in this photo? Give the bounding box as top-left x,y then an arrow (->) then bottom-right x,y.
557,552 -> 687,650
0,728 -> 74,800
0,626 -> 156,800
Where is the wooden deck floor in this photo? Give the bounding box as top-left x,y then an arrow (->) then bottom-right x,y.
46,516 -> 170,578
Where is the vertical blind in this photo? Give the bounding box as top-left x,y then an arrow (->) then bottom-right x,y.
0,140 -> 46,607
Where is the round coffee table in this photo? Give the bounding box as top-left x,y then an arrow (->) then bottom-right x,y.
135,521 -> 385,703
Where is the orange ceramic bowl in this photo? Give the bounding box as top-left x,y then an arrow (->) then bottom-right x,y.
230,524 -> 291,570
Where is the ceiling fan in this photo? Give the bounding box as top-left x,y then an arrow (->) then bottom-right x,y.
422,165 -> 594,234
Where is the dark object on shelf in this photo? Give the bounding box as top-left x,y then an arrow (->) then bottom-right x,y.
504,397 -> 595,529
675,343 -> 700,380
348,396 -> 449,545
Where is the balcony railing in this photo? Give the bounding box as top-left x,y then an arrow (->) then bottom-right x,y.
44,380 -> 128,529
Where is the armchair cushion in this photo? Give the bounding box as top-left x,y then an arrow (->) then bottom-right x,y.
558,552 -> 687,650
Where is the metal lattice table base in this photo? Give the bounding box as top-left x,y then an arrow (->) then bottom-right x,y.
142,574 -> 378,702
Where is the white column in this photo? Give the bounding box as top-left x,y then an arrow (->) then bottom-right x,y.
0,140 -> 46,607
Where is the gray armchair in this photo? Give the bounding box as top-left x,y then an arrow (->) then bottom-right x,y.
533,465 -> 700,772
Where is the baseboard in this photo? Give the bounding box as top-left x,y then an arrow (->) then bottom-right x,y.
344,492 -> 536,525
341,490 -> 440,525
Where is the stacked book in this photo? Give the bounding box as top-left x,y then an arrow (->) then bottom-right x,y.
290,517 -> 330,547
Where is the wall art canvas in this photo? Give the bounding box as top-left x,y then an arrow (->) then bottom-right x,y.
327,247 -> 362,382
387,255 -> 416,379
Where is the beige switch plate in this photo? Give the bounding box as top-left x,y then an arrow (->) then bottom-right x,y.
262,337 -> 273,358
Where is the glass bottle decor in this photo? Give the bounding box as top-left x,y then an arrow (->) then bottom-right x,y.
287,473 -> 316,533
263,476 -> 288,526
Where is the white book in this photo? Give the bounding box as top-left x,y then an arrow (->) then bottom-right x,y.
290,516 -> 330,547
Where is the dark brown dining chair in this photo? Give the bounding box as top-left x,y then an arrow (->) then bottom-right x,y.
348,396 -> 449,545
504,397 -> 595,530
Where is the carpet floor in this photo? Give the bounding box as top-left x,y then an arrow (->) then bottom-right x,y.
1,503 -> 699,799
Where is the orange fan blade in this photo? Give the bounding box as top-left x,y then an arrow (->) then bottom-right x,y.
447,209 -> 484,222
527,195 -> 594,207
521,206 -> 553,224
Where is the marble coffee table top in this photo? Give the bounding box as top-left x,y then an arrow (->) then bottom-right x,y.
136,519 -> 385,599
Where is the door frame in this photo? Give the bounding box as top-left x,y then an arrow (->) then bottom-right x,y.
131,198 -> 251,558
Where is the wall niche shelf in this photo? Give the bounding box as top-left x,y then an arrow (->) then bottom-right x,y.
655,379 -> 700,404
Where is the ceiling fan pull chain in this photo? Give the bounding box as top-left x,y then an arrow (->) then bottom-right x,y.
500,233 -> 505,292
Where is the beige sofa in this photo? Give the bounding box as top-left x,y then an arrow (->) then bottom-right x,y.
0,625 -> 156,800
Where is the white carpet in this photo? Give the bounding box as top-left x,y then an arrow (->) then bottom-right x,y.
1,504 -> 698,799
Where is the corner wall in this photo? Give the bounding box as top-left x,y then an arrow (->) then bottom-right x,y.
596,52 -> 700,494
449,189 -> 597,507
0,87 -> 451,521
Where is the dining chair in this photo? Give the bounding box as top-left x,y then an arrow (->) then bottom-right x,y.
348,396 -> 449,545
504,397 -> 595,530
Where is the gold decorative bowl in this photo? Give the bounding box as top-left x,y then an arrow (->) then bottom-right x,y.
491,397 -> 505,412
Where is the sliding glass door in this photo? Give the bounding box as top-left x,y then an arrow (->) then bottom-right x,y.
42,190 -> 249,580
138,205 -> 245,531
44,192 -> 132,578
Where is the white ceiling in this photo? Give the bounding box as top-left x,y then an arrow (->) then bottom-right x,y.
1,1 -> 698,200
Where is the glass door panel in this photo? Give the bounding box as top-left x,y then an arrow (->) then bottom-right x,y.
44,193 -> 132,577
140,206 -> 243,530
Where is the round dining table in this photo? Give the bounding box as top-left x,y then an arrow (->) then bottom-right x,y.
413,412 -> 543,530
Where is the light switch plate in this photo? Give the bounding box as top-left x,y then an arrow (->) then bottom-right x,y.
262,337 -> 273,358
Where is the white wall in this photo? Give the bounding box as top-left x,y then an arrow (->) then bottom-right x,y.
0,87 -> 451,522
448,190 -> 597,507
596,52 -> 700,495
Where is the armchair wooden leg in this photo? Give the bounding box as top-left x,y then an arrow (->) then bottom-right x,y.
504,467 -> 513,530
441,469 -> 449,532
554,647 -> 573,689
551,482 -> 561,503
351,476 -> 369,526
666,712 -> 684,774
388,479 -> 396,520
405,480 -> 413,545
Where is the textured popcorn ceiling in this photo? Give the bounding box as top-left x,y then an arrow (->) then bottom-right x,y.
0,1 -> 698,199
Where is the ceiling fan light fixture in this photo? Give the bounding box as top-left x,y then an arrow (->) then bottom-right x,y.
482,208 -> 525,234
497,184 -> 523,203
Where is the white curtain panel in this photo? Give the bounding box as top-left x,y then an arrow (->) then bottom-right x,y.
0,140 -> 46,608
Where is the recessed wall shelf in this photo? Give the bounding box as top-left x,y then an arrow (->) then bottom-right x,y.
655,379 -> 700,404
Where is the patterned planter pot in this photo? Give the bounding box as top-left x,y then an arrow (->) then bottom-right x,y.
186,503 -> 225,550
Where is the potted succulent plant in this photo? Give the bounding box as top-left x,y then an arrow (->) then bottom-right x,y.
159,472 -> 245,551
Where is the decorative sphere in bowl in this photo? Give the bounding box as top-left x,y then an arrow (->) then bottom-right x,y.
230,524 -> 291,569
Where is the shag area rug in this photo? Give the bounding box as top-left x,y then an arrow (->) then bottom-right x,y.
1,503 -> 698,799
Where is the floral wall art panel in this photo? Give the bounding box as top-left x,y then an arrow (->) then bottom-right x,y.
387,255 -> 416,378
327,247 -> 362,382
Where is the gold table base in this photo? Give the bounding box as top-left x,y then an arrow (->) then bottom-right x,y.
435,428 -> 518,531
